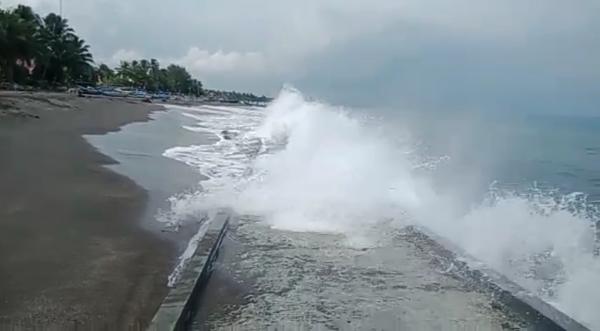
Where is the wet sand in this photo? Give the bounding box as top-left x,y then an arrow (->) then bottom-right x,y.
0,92 -> 173,329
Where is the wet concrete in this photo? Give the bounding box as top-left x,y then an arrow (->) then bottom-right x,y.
190,215 -> 532,330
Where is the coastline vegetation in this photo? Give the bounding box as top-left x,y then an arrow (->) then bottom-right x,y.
99,60 -> 203,96
0,5 -> 93,86
1,4 -> 269,101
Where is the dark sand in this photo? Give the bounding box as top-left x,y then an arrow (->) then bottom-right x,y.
0,92 -> 173,329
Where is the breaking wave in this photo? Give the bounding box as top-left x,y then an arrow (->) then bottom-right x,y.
162,87 -> 600,328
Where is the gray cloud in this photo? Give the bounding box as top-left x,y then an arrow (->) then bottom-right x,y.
3,0 -> 600,113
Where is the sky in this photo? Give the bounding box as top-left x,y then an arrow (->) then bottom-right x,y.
3,0 -> 600,114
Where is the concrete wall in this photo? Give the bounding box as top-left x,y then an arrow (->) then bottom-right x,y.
148,211 -> 229,331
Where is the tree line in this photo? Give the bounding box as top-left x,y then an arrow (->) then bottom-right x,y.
0,4 -> 274,102
0,5 -> 93,85
0,4 -> 202,95
97,60 -> 203,96
204,89 -> 272,103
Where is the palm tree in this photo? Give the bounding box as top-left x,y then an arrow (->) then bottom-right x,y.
97,63 -> 114,84
115,60 -> 131,84
34,13 -> 93,84
0,6 -> 39,82
63,35 -> 94,82
139,59 -> 151,88
40,13 -> 73,39
149,58 -> 160,92
12,5 -> 42,27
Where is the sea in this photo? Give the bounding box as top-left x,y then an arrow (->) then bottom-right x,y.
87,87 -> 600,329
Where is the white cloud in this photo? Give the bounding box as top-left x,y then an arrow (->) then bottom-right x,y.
170,48 -> 267,76
105,49 -> 142,66
102,47 -> 266,75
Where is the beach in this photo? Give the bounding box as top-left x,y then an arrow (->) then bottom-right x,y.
2,90 -> 597,330
0,92 -> 173,329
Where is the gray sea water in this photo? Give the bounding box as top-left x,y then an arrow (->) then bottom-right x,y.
402,111 -> 600,202
84,110 -> 210,243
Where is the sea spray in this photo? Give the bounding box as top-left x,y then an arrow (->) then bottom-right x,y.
162,87 -> 600,328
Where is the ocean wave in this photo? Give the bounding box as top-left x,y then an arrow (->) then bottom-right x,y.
161,87 -> 600,329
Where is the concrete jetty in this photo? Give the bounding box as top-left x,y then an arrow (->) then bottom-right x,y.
148,212 -> 588,331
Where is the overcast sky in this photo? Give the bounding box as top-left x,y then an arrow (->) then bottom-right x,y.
3,0 -> 600,114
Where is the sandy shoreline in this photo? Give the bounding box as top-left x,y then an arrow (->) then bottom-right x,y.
0,92 -> 174,329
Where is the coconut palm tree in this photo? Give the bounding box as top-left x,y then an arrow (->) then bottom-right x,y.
148,58 -> 161,92
0,6 -> 39,82
97,63 -> 114,84
115,60 -> 133,85
34,13 -> 93,84
62,35 -> 94,82
12,5 -> 42,27
138,58 -> 151,88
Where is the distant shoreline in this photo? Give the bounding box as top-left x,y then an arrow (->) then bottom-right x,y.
0,91 -> 174,328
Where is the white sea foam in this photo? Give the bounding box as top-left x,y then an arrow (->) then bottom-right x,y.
162,87 -> 600,328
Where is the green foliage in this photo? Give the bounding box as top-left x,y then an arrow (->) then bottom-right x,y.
0,4 -> 267,101
204,89 -> 272,103
0,5 -> 94,85
96,63 -> 114,83
0,5 -> 39,82
0,4 -> 205,94
113,59 -> 203,96
36,13 -> 94,83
